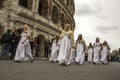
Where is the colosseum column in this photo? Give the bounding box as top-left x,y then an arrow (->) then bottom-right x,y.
33,25 -> 37,38
11,0 -> 19,6
58,8 -> 62,30
8,20 -> 14,29
48,0 -> 52,21
33,0 -> 39,15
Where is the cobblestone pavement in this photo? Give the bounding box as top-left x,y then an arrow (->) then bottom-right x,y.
0,60 -> 120,80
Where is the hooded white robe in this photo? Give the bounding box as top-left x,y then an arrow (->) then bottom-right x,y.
75,42 -> 85,64
57,33 -> 71,65
93,43 -> 101,63
49,40 -> 59,62
100,46 -> 108,63
15,32 -> 33,61
87,48 -> 93,62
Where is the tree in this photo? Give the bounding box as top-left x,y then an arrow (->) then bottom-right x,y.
112,50 -> 118,57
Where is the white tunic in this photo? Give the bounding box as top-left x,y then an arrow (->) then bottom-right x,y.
67,40 -> 75,64
100,46 -> 108,63
49,40 -> 59,62
87,48 -> 93,62
75,42 -> 85,64
57,33 -> 71,64
69,47 -> 76,62
15,32 -> 33,61
93,43 -> 101,63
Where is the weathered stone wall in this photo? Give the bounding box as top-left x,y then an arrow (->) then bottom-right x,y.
0,0 -> 75,57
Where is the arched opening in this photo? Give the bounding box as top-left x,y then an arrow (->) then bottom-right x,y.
19,0 -> 33,9
52,6 -> 58,24
38,1 -> 42,15
36,34 -> 46,57
27,0 -> 33,10
0,0 -> 4,9
66,0 -> 70,10
61,13 -> 66,29
19,0 -> 28,8
38,0 -> 48,18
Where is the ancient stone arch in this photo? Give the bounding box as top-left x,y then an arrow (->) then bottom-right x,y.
52,6 -> 58,24
19,0 -> 28,8
67,0 -> 69,7
37,34 -> 46,57
38,0 -> 49,18
0,0 -> 4,9
27,0 -> 33,10
19,0 -> 33,10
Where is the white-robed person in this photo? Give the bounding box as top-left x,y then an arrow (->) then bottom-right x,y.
93,37 -> 101,65
87,43 -> 93,63
49,35 -> 59,63
15,25 -> 33,62
57,23 -> 73,66
68,42 -> 76,63
100,41 -> 109,64
75,34 -> 86,65
66,26 -> 74,65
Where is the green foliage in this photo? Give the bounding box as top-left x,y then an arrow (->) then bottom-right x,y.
112,50 -> 119,57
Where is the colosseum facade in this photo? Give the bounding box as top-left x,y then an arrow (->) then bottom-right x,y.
0,0 -> 75,56
0,0 -> 75,37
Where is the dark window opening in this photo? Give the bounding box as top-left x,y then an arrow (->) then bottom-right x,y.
19,0 -> 28,8
0,0 -> 4,9
61,14 -> 66,29
38,0 -> 48,18
52,6 -> 58,24
38,1 -> 42,15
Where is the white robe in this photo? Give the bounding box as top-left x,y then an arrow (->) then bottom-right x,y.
68,47 -> 76,62
100,46 -> 108,63
67,40 -> 75,64
93,43 -> 101,63
15,32 -> 33,61
87,48 -> 93,62
49,40 -> 59,62
57,34 -> 71,64
75,42 -> 85,64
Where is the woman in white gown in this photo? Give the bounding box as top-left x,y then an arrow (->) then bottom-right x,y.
87,43 -> 93,63
66,27 -> 74,65
93,37 -> 101,64
68,42 -> 76,63
57,23 -> 73,66
15,25 -> 33,62
49,35 -> 59,63
100,41 -> 109,64
75,34 -> 86,65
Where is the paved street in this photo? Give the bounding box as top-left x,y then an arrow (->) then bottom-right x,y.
0,60 -> 120,80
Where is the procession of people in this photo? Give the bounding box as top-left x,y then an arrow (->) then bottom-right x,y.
49,23 -> 111,66
0,23 -> 112,66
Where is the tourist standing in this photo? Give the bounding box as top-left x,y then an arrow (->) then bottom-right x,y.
10,30 -> 21,60
0,29 -> 12,60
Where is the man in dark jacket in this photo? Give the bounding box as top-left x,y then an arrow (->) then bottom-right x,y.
44,39 -> 51,58
10,30 -> 21,60
0,29 -> 12,60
